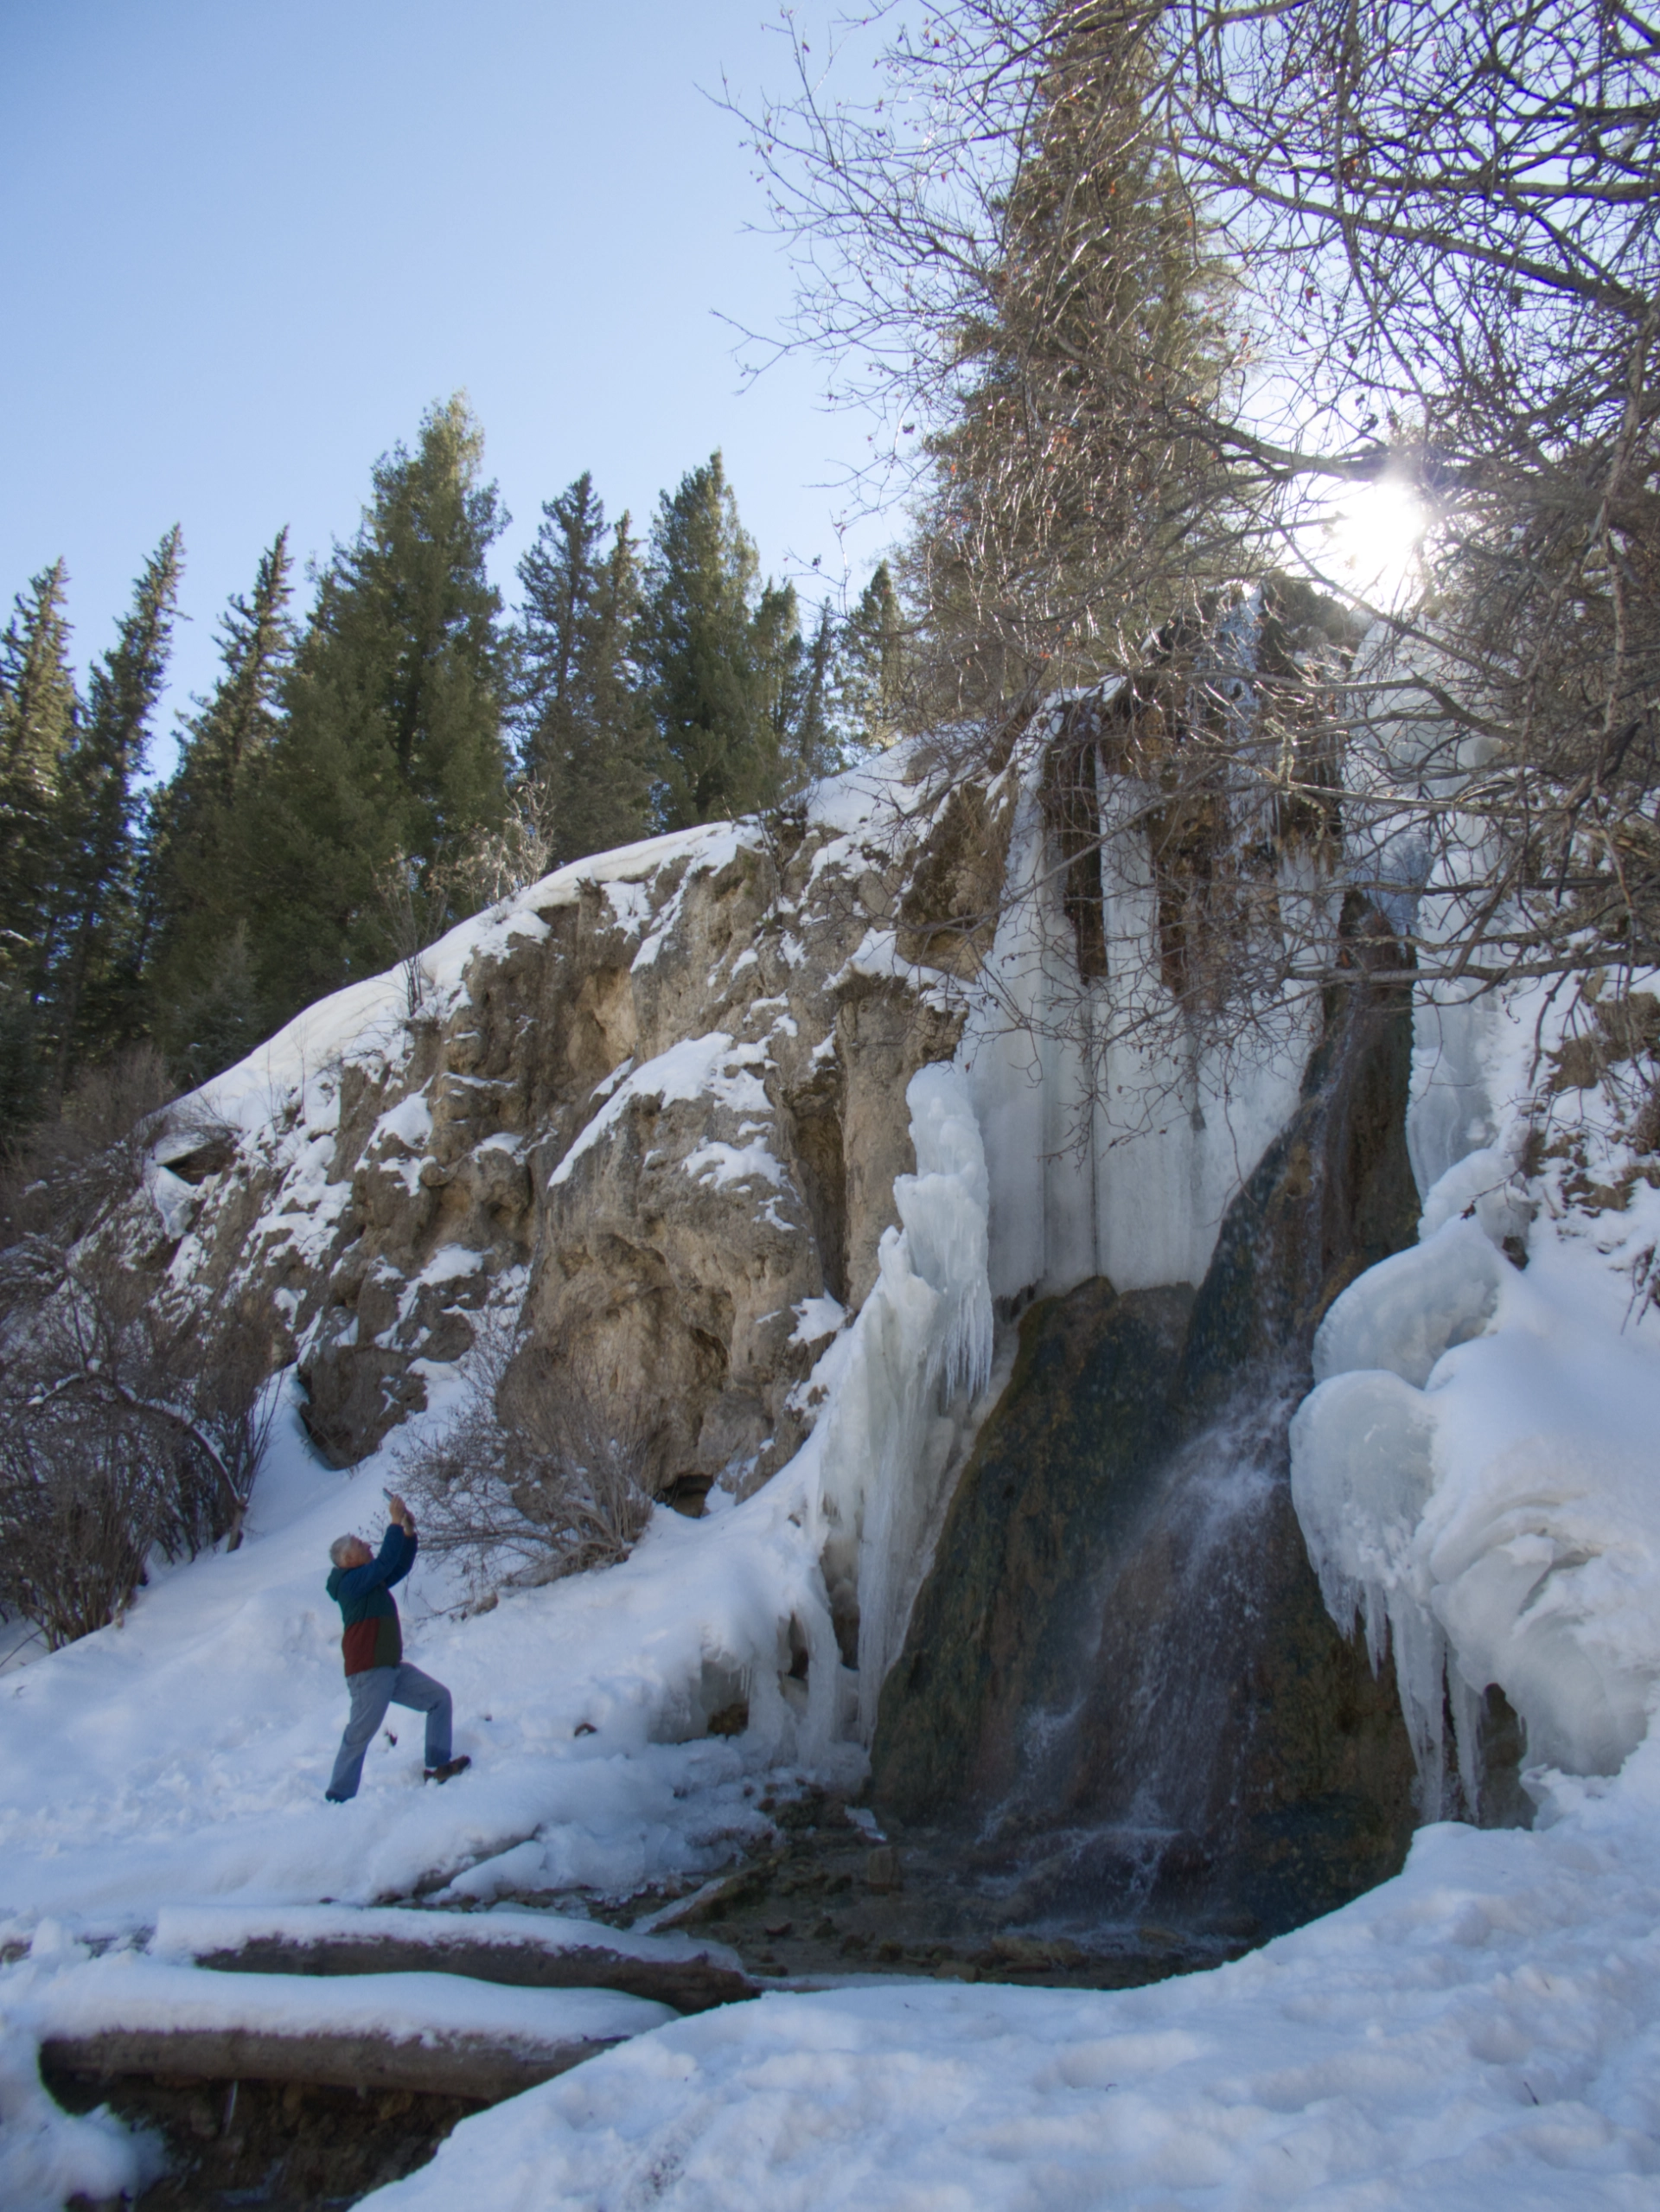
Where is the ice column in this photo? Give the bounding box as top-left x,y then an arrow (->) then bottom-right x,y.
961,709 -> 1317,1305
809,1063 -> 994,1742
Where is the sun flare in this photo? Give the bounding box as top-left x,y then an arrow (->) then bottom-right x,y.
1316,476 -> 1431,609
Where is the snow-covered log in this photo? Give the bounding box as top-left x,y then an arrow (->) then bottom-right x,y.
26,1955 -> 673,2103
151,1902 -> 755,2012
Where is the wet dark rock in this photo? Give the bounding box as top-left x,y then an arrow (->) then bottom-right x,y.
865,1845 -> 905,1893
45,2068 -> 475,2210
869,911 -> 1432,1942
604,1787 -> 1237,1991
1178,892 -> 1422,1413
872,1280 -> 1193,1818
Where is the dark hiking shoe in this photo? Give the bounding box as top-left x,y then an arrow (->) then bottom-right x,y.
425,1755 -> 471,1784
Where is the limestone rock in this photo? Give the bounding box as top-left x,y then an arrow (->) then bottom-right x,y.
138,785 -> 988,1484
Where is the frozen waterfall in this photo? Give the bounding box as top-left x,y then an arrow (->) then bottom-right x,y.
1292,1195 -> 1660,1799
961,715 -> 1319,1306
789,1062 -> 995,1747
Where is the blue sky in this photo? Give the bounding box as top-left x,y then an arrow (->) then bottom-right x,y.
0,1 -> 888,771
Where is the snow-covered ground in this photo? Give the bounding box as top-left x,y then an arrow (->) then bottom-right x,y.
0,1372 -> 824,1926
367,1766 -> 1660,2210
7,760 -> 1660,2202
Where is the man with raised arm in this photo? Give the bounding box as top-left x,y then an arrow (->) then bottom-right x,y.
323,1491 -> 469,1801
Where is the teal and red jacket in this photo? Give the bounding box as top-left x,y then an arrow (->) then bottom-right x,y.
326,1524 -> 416,1676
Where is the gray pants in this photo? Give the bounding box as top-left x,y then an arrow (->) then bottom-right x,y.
327,1664 -> 451,1800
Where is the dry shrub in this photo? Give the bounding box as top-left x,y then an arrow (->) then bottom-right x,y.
0,1243 -> 277,1647
0,1050 -> 276,1648
399,1314 -> 654,1594
0,1045 -> 176,1299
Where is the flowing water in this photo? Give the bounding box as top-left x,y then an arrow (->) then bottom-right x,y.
868,930 -> 1432,1961
980,1391 -> 1297,1934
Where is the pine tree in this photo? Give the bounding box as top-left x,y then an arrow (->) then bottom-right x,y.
235,397 -> 509,1018
637,454 -> 805,828
515,476 -> 656,863
147,530 -> 294,1077
907,28 -> 1234,713
43,528 -> 182,1083
837,562 -> 908,751
0,562 -> 78,994
758,596 -> 843,790
0,561 -> 78,1142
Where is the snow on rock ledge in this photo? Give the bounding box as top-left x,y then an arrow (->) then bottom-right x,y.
144,766 -> 970,1492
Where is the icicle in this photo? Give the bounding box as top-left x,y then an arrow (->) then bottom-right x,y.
806,1063 -> 995,1743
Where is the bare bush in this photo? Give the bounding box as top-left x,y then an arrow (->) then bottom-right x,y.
399,1315 -> 654,1594
0,1044 -> 174,1264
0,1243 -> 277,1647
440,781 -> 559,910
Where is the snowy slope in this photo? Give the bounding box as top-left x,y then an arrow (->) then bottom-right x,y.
0,1394 -> 797,1928
7,749 -> 1660,2203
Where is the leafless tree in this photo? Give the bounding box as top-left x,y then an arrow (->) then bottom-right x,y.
734,0 -> 1660,1072
0,1051 -> 278,1647
371,855 -> 437,1023
398,1313 -> 654,1595
0,1045 -> 174,1271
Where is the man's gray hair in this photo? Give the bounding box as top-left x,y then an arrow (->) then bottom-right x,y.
329,1534 -> 359,1568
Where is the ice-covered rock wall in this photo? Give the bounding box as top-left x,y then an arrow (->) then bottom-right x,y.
125,694 -> 1340,1758
1292,966 -> 1660,1799
962,707 -> 1321,1307
792,1063 -> 994,1742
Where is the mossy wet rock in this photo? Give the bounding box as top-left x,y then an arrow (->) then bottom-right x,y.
872,922 -> 1425,1939
872,1280 -> 1191,1819
870,1277 -> 1417,1934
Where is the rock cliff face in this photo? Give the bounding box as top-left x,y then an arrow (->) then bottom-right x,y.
124,654 -> 1440,1935
152,776 -> 1002,1497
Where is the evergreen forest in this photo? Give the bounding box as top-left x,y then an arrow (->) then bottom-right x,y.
0,400 -> 907,1143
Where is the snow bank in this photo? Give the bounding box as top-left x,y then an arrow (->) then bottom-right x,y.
1293,1205 -> 1660,1795
0,1400 -> 810,1930
360,1742 -> 1660,2211
0,2016 -> 158,2212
